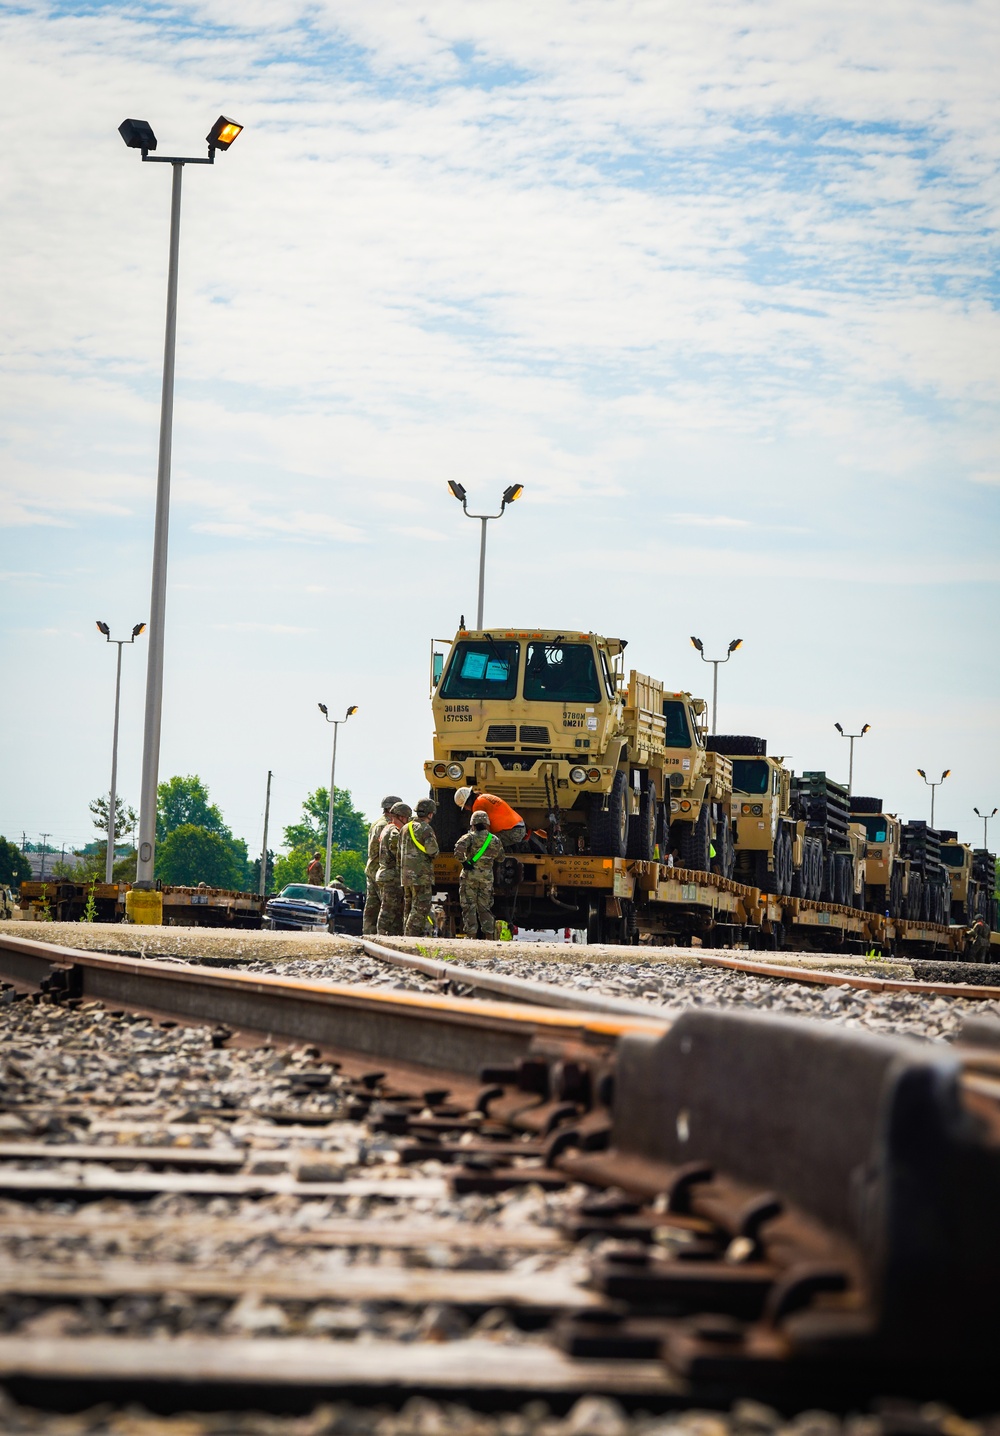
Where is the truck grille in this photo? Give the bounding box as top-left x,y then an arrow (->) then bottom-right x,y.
520,726 -> 550,745
486,725 -> 516,744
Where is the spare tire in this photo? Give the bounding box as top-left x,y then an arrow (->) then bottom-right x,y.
705,735 -> 767,756
590,771 -> 629,859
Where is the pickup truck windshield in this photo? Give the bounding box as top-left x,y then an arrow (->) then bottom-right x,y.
440,641 -> 520,700
278,886 -> 332,904
523,643 -> 602,703
731,760 -> 769,795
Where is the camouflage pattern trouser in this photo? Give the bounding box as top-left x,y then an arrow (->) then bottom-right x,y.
403,880 -> 434,937
376,881 -> 404,936
362,878 -> 380,934
497,823 -> 526,851
459,872 -> 495,939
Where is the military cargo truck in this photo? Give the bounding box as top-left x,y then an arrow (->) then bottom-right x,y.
425,627 -> 733,873
706,736 -> 823,897
939,832 -> 997,927
849,797 -> 909,918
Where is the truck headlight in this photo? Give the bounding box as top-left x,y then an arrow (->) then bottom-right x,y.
446,763 -> 463,779
751,804 -> 763,816
569,767 -> 587,784
433,763 -> 448,778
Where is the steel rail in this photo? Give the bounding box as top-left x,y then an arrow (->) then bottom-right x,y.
699,950 -> 1000,999
353,935 -> 673,1020
0,932 -> 663,1081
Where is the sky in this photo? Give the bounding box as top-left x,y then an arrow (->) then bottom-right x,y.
1,0 -> 998,863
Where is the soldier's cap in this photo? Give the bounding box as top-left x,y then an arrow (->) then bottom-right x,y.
470,810 -> 491,828
454,786 -> 475,808
415,799 -> 437,818
389,801 -> 413,820
381,794 -> 403,812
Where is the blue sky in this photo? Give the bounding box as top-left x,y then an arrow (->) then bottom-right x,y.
1,0 -> 998,860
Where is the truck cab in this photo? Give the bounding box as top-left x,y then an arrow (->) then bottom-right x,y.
939,833 -> 977,922
852,807 -> 908,918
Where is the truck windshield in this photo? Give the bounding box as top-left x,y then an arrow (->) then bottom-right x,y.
940,846 -> 965,867
440,640 -> 520,700
662,701 -> 691,748
278,885 -> 332,904
731,760 -> 769,795
523,643 -> 602,702
858,817 -> 888,842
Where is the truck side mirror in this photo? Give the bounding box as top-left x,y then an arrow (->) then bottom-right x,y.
432,653 -> 444,686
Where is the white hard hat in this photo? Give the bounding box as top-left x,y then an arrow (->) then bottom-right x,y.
454,786 -> 474,809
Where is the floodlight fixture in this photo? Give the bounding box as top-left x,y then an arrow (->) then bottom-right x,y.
690,636 -> 703,653
318,703 -> 329,716
132,622 -> 146,638
119,118 -> 157,152
448,481 -> 467,502
207,116 -> 243,152
96,620 -> 111,636
728,638 -> 743,654
692,637 -> 744,734
501,483 -> 523,506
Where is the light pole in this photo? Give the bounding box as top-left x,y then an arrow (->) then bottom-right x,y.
96,622 -> 146,883
690,637 -> 743,735
974,806 -> 998,850
318,705 -> 358,885
446,482 -> 523,629
917,768 -> 950,827
834,721 -> 870,797
259,770 -> 273,897
120,115 -> 243,895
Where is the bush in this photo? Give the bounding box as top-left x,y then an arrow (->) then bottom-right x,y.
0,837 -> 31,891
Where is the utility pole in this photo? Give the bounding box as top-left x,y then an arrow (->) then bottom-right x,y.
39,835 -> 51,881
446,483 -> 524,629
917,768 -> 950,828
259,770 -> 273,897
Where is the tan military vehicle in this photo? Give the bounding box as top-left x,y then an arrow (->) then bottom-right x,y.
850,799 -> 910,918
425,627 -> 733,871
707,737 -> 822,897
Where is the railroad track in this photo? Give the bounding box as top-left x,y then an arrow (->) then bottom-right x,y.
1,929 -> 999,1421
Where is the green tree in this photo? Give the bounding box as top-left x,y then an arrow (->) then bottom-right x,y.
273,845 -> 367,893
157,775 -> 229,842
0,836 -> 31,890
156,825 -> 249,889
89,795 -> 138,848
282,788 -> 368,855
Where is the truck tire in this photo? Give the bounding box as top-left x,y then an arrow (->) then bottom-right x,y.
590,771 -> 629,859
430,789 -> 466,850
679,804 -> 711,872
714,816 -> 735,880
627,782 -> 657,861
705,735 -> 766,757
889,864 -> 904,919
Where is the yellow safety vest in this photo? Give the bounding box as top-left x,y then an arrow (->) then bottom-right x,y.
407,822 -> 427,853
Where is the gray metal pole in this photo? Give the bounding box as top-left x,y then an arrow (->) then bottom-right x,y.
135,161 -> 183,888
259,770 -> 272,897
476,517 -> 488,630
930,784 -> 936,828
106,642 -> 124,884
325,726 -> 339,886
711,661 -> 719,735
847,737 -> 854,797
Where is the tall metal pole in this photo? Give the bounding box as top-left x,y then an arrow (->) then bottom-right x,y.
847,736 -> 855,797
259,770 -> 272,897
476,517 -> 488,630
711,661 -> 719,735
325,725 -> 339,886
135,162 -> 183,889
106,641 -> 124,884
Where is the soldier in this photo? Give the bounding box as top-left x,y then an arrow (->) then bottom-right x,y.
454,787 -> 526,850
454,810 -> 505,939
399,798 -> 440,936
306,851 -> 325,885
376,801 -> 411,936
363,794 -> 403,934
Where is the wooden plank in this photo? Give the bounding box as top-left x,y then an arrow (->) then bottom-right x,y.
0,1142 -> 246,1169
0,1260 -> 596,1310
0,1169 -> 448,1200
0,1212 -> 568,1251
0,1335 -> 681,1397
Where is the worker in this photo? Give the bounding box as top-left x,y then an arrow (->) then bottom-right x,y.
454,811 -> 505,938
399,798 -> 440,936
363,794 -> 403,934
454,787 -> 525,850
376,801 -> 411,936
306,851 -> 325,885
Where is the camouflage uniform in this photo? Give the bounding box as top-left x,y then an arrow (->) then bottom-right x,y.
454,819 -> 504,939
376,803 -> 411,937
363,796 -> 401,934
399,801 -> 440,937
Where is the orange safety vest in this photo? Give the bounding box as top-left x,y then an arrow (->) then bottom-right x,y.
472,794 -> 522,832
